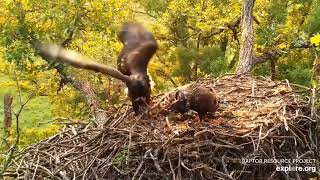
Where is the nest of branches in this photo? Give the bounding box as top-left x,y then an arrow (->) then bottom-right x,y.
5,75 -> 320,179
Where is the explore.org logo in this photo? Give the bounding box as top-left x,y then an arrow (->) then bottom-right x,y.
241,158 -> 317,173
275,165 -> 316,173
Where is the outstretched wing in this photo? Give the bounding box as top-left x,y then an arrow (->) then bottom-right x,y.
33,41 -> 131,83
117,23 -> 158,75
125,40 -> 157,74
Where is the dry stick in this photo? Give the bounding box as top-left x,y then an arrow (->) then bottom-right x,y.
89,142 -> 118,177
147,150 -> 163,172
287,126 -> 304,147
205,166 -> 235,180
249,136 -> 257,153
58,170 -> 69,180
282,106 -> 289,131
307,127 -> 316,150
255,125 -> 263,154
180,161 -> 198,171
15,152 -> 28,178
235,162 -> 247,179
29,148 -> 37,166
126,113 -> 145,167
137,168 -> 147,180
269,138 -> 281,179
185,141 -> 241,151
167,155 -> 176,180
29,164 -> 53,177
311,88 -> 316,119
53,145 -> 101,176
132,149 -> 149,180
260,145 -> 289,180
177,146 -> 182,180
81,144 -> 105,179
297,151 -> 313,160
92,143 -> 121,178
289,123 -> 308,145
165,116 -> 176,135
295,115 -> 317,122
221,153 -> 232,179
31,155 -> 40,180
251,80 -> 255,96
285,79 -> 298,105
109,105 -> 129,127
269,170 -> 278,180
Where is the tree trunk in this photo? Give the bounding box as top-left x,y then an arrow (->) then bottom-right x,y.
236,0 -> 255,74
3,94 -> 13,129
193,34 -> 201,80
71,79 -> 108,127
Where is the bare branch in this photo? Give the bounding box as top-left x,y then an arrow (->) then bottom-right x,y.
155,70 -> 178,87
0,71 -> 33,177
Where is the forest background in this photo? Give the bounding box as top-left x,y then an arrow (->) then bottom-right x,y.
0,0 -> 320,160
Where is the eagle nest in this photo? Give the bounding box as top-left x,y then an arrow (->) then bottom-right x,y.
5,75 -> 320,179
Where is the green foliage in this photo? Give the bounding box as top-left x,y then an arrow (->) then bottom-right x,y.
255,0 -> 288,46
113,150 -> 128,169
269,0 -> 287,24
278,60 -> 312,86
198,47 -> 227,76
305,1 -> 320,35
253,64 -> 271,77
0,75 -> 52,128
6,124 -> 59,147
174,47 -> 196,81
0,74 -> 59,165
141,0 -> 168,17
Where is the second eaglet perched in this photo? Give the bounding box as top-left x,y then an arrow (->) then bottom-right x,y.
170,84 -> 219,119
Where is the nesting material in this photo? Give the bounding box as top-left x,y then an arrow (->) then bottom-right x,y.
5,75 -> 319,179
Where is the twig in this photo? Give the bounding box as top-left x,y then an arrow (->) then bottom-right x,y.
31,155 -> 40,180
167,155 -> 176,180
132,149 -> 149,180
0,70 -> 34,177
310,88 -> 316,119
177,146 -> 182,180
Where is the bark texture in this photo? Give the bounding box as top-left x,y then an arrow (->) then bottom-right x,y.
71,79 -> 108,126
237,0 -> 255,74
3,94 -> 13,129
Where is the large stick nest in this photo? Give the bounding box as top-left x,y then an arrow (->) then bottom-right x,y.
5,75 -> 320,179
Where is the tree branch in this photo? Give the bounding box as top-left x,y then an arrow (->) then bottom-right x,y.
155,70 -> 178,87
14,2 -> 110,126
202,16 -> 241,45
0,71 -> 34,178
